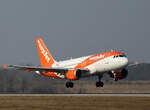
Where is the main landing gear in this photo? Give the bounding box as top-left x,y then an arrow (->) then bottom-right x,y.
96,75 -> 104,87
66,81 -> 74,88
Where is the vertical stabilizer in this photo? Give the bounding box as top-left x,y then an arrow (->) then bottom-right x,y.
36,38 -> 55,67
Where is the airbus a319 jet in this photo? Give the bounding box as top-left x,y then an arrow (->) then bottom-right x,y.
5,38 -> 137,88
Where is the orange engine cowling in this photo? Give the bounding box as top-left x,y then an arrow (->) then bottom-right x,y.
66,69 -> 82,80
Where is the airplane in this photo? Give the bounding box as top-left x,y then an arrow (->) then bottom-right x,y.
4,38 -> 138,88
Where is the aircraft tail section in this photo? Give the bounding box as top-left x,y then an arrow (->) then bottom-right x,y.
36,38 -> 55,67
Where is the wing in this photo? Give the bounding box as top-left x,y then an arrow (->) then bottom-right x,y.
5,64 -> 89,73
127,61 -> 139,67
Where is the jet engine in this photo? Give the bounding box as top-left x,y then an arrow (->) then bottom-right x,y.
108,68 -> 128,80
66,69 -> 82,80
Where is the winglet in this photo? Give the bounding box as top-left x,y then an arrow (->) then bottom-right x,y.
135,61 -> 139,67
4,64 -> 7,69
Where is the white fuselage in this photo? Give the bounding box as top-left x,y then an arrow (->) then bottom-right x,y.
53,54 -> 128,76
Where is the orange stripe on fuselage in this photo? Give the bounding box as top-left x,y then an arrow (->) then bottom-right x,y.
75,51 -> 124,69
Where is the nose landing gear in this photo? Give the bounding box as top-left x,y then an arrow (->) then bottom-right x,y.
96,75 -> 104,87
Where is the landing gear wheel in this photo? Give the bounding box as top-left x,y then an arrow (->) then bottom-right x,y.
66,82 -> 74,88
66,82 -> 70,88
99,81 -> 104,87
100,81 -> 104,87
96,75 -> 104,87
96,81 -> 104,87
96,81 -> 100,87
69,82 -> 74,88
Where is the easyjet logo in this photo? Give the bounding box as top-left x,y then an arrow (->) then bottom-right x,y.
90,55 -> 105,60
37,40 -> 50,63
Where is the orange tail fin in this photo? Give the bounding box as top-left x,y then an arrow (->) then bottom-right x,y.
36,38 -> 55,67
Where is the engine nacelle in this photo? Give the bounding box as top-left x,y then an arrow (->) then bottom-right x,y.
120,68 -> 128,79
109,68 -> 128,80
66,69 -> 82,80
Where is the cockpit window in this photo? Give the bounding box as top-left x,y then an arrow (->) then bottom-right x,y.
119,55 -> 124,57
113,55 -> 126,58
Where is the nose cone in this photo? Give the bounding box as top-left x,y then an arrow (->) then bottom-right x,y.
122,57 -> 128,67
